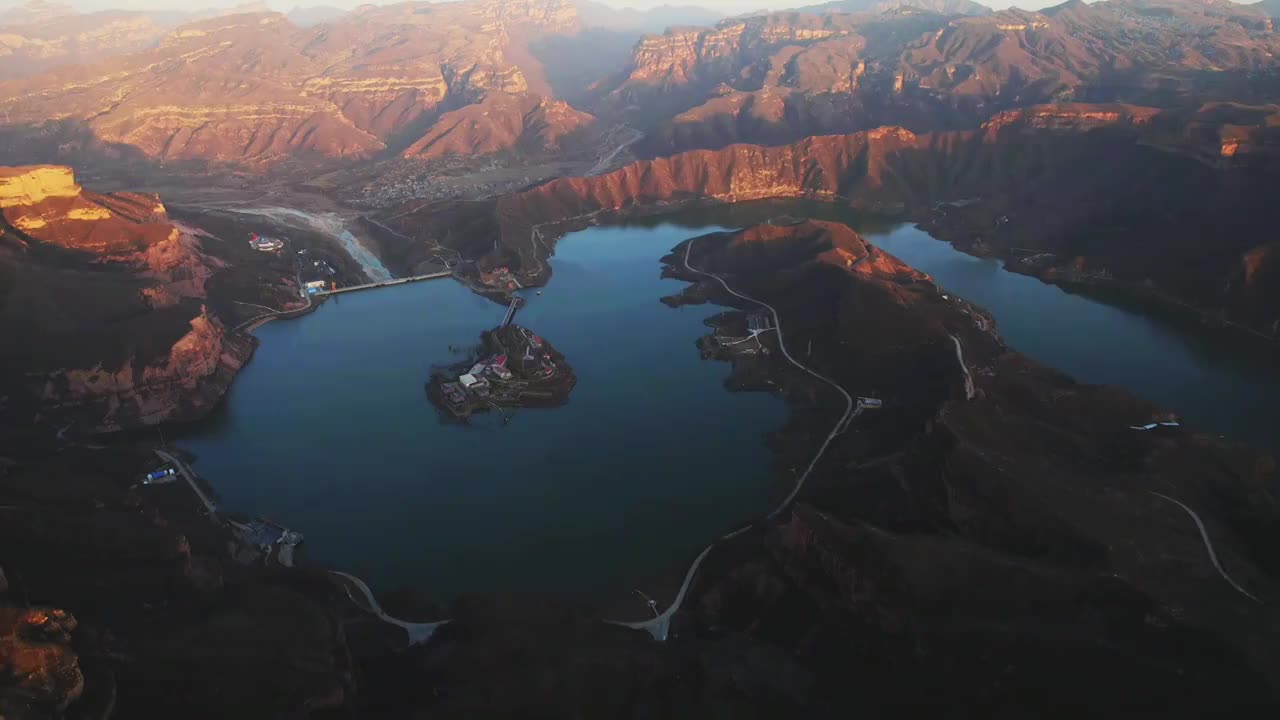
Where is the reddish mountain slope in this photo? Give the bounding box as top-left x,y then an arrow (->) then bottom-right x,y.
0,0 -> 588,166
594,0 -> 1280,155
403,93 -> 598,161
653,218 -> 1280,710
0,166 -> 257,433
485,103 -> 1280,339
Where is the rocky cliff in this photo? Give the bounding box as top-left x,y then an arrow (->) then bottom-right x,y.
593,0 -> 1280,155
0,165 -> 255,435
0,9 -> 182,81
0,0 -> 585,167
402,93 -> 599,162
488,103 -> 1280,339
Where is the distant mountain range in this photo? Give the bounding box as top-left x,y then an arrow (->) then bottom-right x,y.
593,0 -> 1280,155
4,0 -> 1279,167
571,0 -> 724,31
790,0 -> 990,15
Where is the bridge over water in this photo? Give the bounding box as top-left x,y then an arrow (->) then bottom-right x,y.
314,270 -> 454,297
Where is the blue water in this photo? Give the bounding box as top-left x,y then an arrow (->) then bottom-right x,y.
179,223 -> 787,602
646,200 -> 1280,455
181,207 -> 1280,604
868,224 -> 1280,455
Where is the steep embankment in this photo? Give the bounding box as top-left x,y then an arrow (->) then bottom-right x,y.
659,219 -> 1280,712
0,165 -> 255,435
0,0 -> 592,167
402,93 -> 599,162
593,0 -> 1280,155
489,103 -> 1280,339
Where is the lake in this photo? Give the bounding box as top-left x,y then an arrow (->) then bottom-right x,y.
646,201 -> 1280,455
178,223 -> 788,603
180,203 -> 1280,604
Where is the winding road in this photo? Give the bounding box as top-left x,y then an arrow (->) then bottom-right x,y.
608,237 -> 858,641
949,333 -> 976,401
231,273 -> 313,333
681,240 -> 856,519
1148,491 -> 1262,604
154,449 -> 217,516
329,571 -> 450,646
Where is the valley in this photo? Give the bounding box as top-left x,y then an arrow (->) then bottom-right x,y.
3,0 -> 1280,716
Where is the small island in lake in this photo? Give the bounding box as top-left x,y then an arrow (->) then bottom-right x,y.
427,323 -> 577,419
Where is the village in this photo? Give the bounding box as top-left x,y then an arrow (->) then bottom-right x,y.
138,452 -> 304,569
428,323 -> 577,420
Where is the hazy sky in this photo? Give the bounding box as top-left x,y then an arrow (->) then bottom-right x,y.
0,0 -> 1076,13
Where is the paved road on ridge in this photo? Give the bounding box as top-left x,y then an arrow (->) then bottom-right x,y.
330,570 -> 449,645
154,449 -> 217,516
949,333 -> 976,400
609,237 -> 857,641
1148,491 -> 1263,604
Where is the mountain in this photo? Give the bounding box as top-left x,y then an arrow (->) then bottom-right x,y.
0,165 -> 256,432
402,93 -> 599,161
651,217 -> 1280,712
8,207 -> 1276,715
285,4 -> 347,26
0,0 -> 593,167
0,0 -> 72,26
1254,0 -> 1280,18
571,0 -> 724,31
593,0 -> 1280,155
0,7 -> 191,80
790,0 -> 990,15
0,2 -> 348,81
461,102 -> 1280,339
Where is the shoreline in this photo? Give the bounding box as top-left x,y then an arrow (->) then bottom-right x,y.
147,226 -> 827,623
64,197 -> 1280,628
489,194 -> 1280,352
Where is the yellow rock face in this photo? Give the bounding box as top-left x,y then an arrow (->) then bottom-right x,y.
66,206 -> 113,221
13,215 -> 48,230
0,165 -> 82,208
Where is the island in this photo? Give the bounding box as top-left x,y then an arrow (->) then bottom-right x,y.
427,323 -> 576,419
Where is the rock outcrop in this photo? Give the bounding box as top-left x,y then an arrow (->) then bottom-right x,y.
592,0 -> 1280,155
403,93 -> 599,162
0,606 -> 84,718
0,165 -> 82,207
0,0 -> 585,167
0,165 -> 254,434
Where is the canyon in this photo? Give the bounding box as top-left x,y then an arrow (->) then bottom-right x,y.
3,0 -> 1280,716
0,0 -> 592,168
439,102 -> 1280,340
7,213 -> 1276,715
592,0 -> 1280,156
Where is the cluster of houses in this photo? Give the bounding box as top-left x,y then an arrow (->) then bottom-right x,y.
226,517 -> 304,567
440,354 -> 513,405
437,327 -> 562,414
249,233 -> 284,252
479,265 -> 519,291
